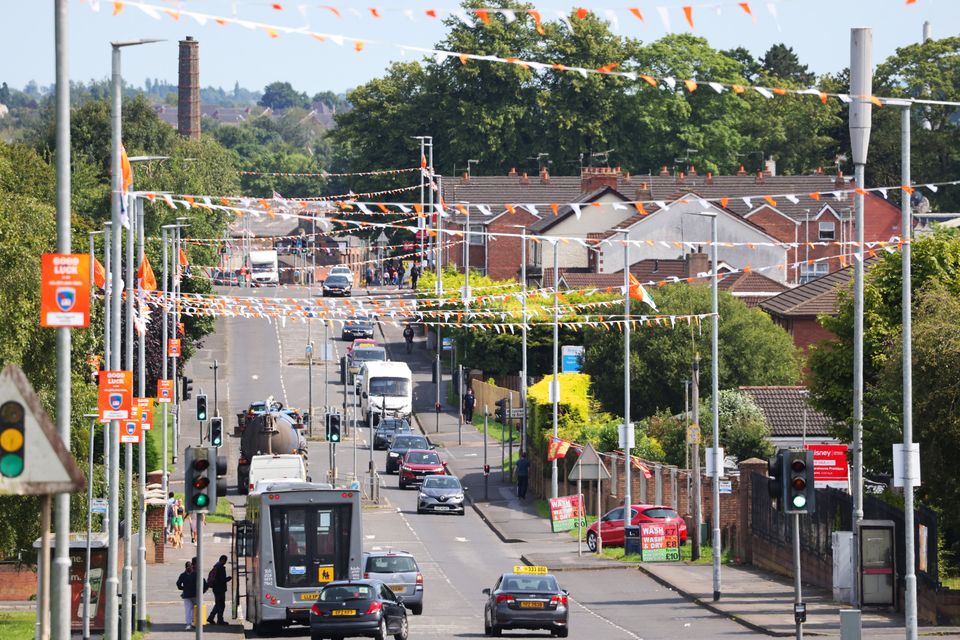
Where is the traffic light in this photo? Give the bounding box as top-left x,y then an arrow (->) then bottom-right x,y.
326,413 -> 341,443
184,446 -> 216,513
181,376 -> 193,401
494,398 -> 507,424
785,449 -> 816,514
196,394 -> 208,421
0,401 -> 25,478
210,416 -> 223,447
767,451 -> 785,512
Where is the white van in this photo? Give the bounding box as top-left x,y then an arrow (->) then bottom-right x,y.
361,361 -> 413,422
247,454 -> 307,493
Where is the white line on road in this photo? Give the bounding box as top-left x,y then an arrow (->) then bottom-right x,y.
570,598 -> 643,640
274,321 -> 289,405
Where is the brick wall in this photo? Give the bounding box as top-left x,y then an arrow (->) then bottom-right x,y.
147,503 -> 166,564
0,563 -> 37,600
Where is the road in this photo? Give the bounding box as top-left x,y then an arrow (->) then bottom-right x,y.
179,284 -> 762,639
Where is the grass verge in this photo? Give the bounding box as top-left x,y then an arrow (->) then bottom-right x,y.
173,493 -> 234,524
0,611 -> 34,640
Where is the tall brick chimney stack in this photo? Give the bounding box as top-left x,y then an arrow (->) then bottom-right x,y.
177,37 -> 200,139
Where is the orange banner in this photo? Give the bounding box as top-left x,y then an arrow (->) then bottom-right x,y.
135,397 -> 154,430
157,379 -> 173,403
98,370 -> 132,422
40,254 -> 91,328
119,419 -> 142,444
167,339 -> 181,357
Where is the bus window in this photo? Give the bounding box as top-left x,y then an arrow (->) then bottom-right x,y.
271,505 -> 352,587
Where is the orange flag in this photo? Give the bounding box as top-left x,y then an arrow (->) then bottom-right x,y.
629,274 -> 658,310
138,256 -> 157,291
179,248 -> 189,267
93,257 -> 106,289
120,145 -> 133,195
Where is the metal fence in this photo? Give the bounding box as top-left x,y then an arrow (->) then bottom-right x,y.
751,474 -> 939,587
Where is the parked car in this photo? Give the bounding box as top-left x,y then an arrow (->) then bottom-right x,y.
322,274 -> 353,297
309,580 -> 408,640
373,419 -> 412,450
482,568 -> 568,637
386,435 -> 431,475
398,449 -> 446,489
585,504 -> 688,552
363,551 -> 424,615
417,475 -> 465,515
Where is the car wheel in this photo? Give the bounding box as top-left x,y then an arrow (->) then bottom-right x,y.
411,604 -> 423,616
587,530 -> 598,553
416,507 -> 424,514
484,612 -> 493,636
399,479 -> 406,489
374,617 -> 388,640
555,628 -> 569,638
491,623 -> 502,637
393,614 -> 409,640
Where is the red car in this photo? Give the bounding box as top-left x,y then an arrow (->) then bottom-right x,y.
586,504 -> 687,552
398,449 -> 447,489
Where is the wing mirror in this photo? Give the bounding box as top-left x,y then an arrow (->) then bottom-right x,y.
482,588 -> 491,595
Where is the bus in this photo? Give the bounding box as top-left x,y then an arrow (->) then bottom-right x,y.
235,482 -> 363,634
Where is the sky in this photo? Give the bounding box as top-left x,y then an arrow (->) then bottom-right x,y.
1,0 -> 957,96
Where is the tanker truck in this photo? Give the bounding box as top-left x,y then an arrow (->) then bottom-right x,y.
237,405 -> 308,494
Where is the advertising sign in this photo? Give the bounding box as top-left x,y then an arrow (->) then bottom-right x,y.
119,419 -> 142,444
156,379 -> 173,404
167,339 -> 181,358
69,547 -> 108,631
805,444 -> 850,489
135,397 -> 153,430
639,522 -> 681,562
40,253 -> 91,328
561,345 -> 584,373
97,371 -> 132,422
548,494 -> 584,533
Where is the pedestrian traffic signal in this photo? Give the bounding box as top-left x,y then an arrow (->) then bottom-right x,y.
0,401 -> 25,478
767,451 -> 785,512
494,398 -> 507,424
181,376 -> 193,401
210,416 -> 223,447
196,394 -> 208,421
184,446 -> 216,513
326,413 -> 341,443
785,449 -> 816,514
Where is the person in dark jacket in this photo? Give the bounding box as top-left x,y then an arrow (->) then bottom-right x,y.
206,554 -> 232,625
462,388 -> 476,422
403,325 -> 415,353
516,451 -> 530,499
176,560 -> 198,630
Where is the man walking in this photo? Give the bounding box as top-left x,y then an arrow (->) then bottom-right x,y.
403,324 -> 415,354
206,554 -> 232,625
410,263 -> 420,290
516,451 -> 530,499
462,388 -> 476,422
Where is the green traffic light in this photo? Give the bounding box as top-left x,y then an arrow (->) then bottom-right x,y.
194,494 -> 209,508
792,495 -> 807,509
212,436 -> 222,446
0,454 -> 24,478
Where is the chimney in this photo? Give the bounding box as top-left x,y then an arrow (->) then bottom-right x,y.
923,20 -> 932,42
580,166 -> 620,193
688,165 -> 697,176
540,166 -> 550,184
520,172 -> 530,185
686,252 -> 710,278
508,167 -> 517,177
461,172 -> 470,183
676,171 -> 685,185
835,170 -> 846,189
635,182 -> 651,202
705,172 -> 714,186
755,171 -> 764,184
177,36 -> 201,140
815,166 -> 823,175
659,166 -> 670,177
764,157 -> 776,176
736,164 -> 747,176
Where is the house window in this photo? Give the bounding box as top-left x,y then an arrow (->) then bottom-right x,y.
799,262 -> 829,284
468,224 -> 484,246
818,222 -> 836,241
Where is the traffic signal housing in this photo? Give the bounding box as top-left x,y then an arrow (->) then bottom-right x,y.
184,446 -> 217,513
210,416 -> 223,447
326,413 -> 341,443
494,398 -> 507,424
196,394 -> 208,421
785,449 -> 816,514
181,376 -> 193,401
767,451 -> 785,512
0,401 -> 25,478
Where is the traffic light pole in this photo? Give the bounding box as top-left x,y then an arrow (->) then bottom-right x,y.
793,513 -> 803,640
195,515 -> 204,640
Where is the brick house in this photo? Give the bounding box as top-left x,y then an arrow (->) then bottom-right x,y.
739,386 -> 839,447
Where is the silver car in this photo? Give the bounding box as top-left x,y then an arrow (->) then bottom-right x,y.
417,475 -> 466,515
363,551 -> 424,615
483,572 -> 569,637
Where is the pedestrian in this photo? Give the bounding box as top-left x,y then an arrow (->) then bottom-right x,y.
206,554 -> 232,626
176,560 -> 198,630
391,268 -> 399,286
187,511 -> 206,545
238,265 -> 248,288
410,263 -> 420,290
366,266 -> 374,288
398,264 -> 406,288
463,388 -> 476,422
403,324 -> 415,354
165,491 -> 176,535
171,499 -> 185,548
517,451 -> 530,499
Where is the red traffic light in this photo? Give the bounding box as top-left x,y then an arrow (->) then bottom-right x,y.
193,476 -> 210,490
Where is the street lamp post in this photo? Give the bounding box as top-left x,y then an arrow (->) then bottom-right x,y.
619,230 -> 633,534
551,241 -> 559,499
81,414 -> 98,640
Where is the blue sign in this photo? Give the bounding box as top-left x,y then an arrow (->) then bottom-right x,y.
561,345 -> 583,373
442,337 -> 453,352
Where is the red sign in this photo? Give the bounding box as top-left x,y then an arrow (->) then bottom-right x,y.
135,397 -> 153,430
98,370 -> 132,422
402,242 -> 414,251
548,494 -> 583,532
639,522 -> 681,561
69,547 -> 108,631
805,444 -> 849,488
40,253 -> 91,328
167,339 -> 181,357
119,419 -> 142,444
156,379 -> 173,403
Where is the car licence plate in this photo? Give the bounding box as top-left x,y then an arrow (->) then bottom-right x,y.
389,585 -> 406,592
332,609 -> 356,616
435,506 -> 449,511
519,601 -> 544,609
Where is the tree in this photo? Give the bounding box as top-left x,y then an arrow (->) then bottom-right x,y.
258,81 -> 310,111
760,44 -> 815,85
699,390 -> 775,463
582,284 -> 802,418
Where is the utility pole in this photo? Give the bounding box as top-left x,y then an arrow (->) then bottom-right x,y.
435,178 -> 443,435
103,222 -> 112,538
123,181 -> 135,640
708,212 -> 721,602
520,227 -> 529,455
211,360 -> 220,417
551,242 -> 559,499
620,230 -> 632,535
691,356 -> 702,562
161,225 -> 173,534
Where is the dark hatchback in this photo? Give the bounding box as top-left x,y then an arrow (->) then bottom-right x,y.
483,572 -> 569,637
342,314 -> 375,340
373,419 -> 412,450
309,580 -> 408,640
385,434 -> 430,474
322,274 -> 353,297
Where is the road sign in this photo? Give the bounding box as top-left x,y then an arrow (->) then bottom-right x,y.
40,253 -> 90,328
0,365 -> 84,495
686,424 -> 701,445
119,420 -> 142,444
506,408 -> 526,419
568,444 -> 611,481
167,339 -> 181,358
135,397 -> 153,430
719,480 -> 733,494
156,379 -> 173,403
97,370 -> 132,422
402,242 -> 414,251
318,565 -> 335,583
90,498 -> 108,514
561,345 -> 583,373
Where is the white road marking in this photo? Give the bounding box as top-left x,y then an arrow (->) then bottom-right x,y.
251,374 -> 259,380
365,534 -> 376,539
274,321 -> 289,405
463,453 -> 478,457
570,597 -> 643,639
455,537 -> 469,543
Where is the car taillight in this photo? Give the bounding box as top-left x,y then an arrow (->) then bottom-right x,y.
363,572 -> 369,579
415,573 -> 423,585
551,595 -> 568,606
249,483 -> 254,490
311,604 -> 323,616
365,601 -> 382,615
239,457 -> 248,465
495,594 -> 514,604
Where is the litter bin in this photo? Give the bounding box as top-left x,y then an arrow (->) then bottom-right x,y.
624,525 -> 641,557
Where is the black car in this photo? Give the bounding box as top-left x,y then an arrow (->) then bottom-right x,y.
343,314 -> 375,340
483,570 -> 569,638
310,580 -> 408,640
386,434 -> 430,474
373,419 -> 412,450
322,274 -> 353,297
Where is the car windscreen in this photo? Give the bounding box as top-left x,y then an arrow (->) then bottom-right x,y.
252,262 -> 274,271
392,437 -> 428,450
365,556 -> 418,574
370,377 -> 410,397
319,584 -> 375,602
352,349 -> 386,362
643,508 -> 680,520
501,576 -> 559,592
326,276 -> 350,285
423,476 -> 460,490
405,451 -> 440,465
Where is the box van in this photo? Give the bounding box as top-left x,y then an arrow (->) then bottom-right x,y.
247,454 -> 307,493
361,361 -> 413,422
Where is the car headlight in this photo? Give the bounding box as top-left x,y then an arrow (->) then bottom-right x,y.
452,494 -> 464,501
389,452 -> 399,457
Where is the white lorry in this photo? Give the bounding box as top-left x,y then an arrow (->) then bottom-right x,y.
249,249 -> 279,286
247,454 -> 308,493
360,361 -> 413,423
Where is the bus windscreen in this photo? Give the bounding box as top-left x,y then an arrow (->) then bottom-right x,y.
270,504 -> 352,587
